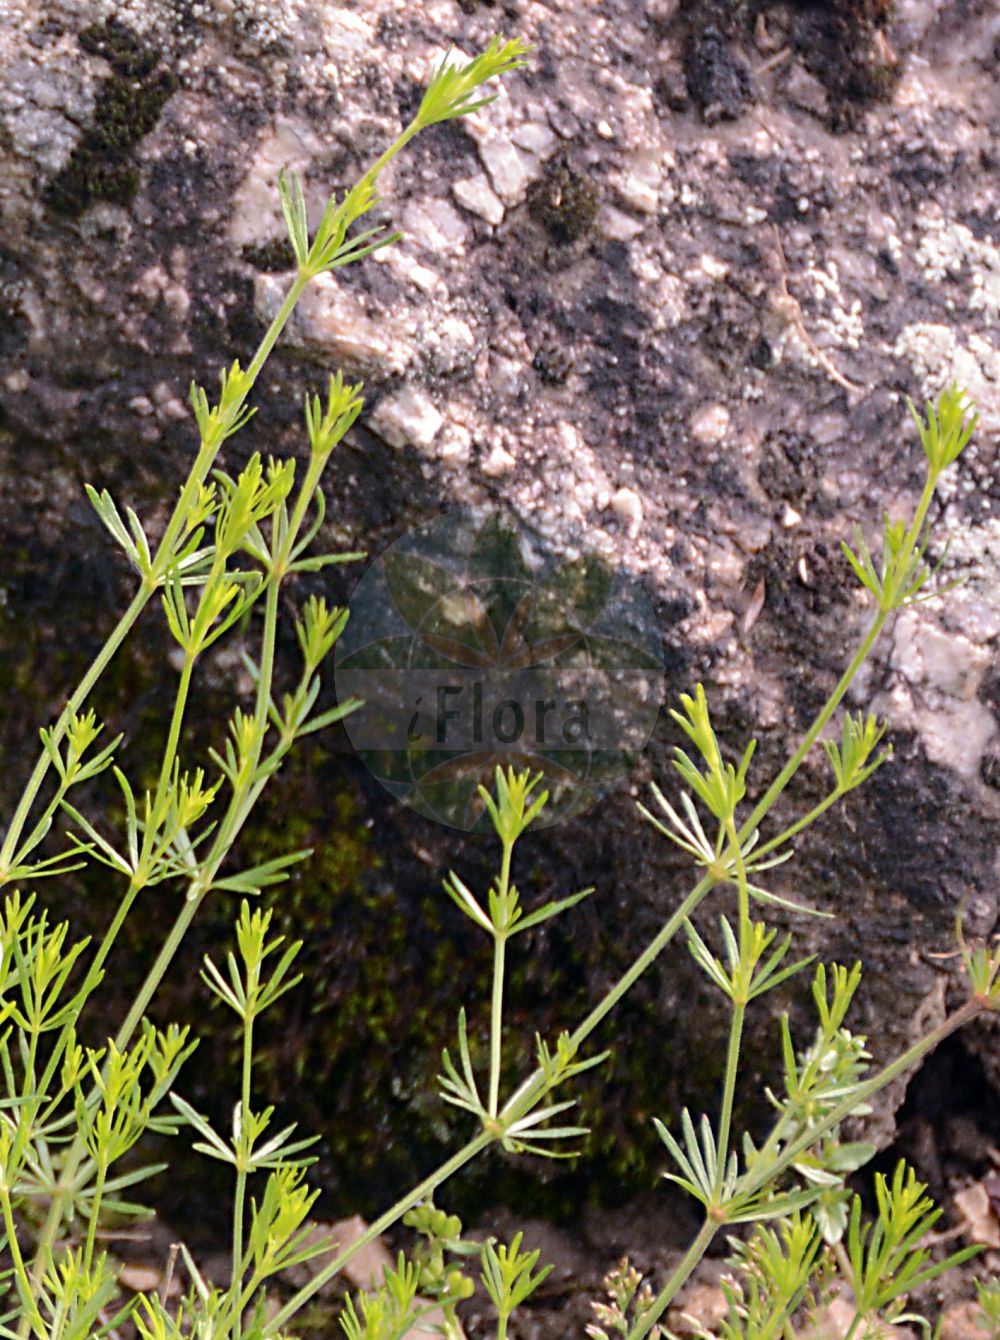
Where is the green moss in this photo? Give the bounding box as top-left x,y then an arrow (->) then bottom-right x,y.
44,20 -> 177,218
78,17 -> 159,77
526,148 -> 600,245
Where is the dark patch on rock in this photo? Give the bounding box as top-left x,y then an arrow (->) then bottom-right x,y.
757,428 -> 823,506
854,732 -> 989,918
878,1033 -> 1000,1216
790,2 -> 900,132
241,237 -> 298,273
980,747 -> 1000,789
889,144 -> 956,199
749,335 -> 774,368
697,288 -> 762,374
979,666 -> 1000,721
532,333 -> 575,386
44,20 -> 177,217
684,24 -> 755,123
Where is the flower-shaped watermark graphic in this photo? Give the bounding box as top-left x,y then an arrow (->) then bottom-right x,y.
334,509 -> 663,830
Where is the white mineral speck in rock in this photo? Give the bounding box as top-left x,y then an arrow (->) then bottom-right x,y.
511,121 -> 557,156
878,608 -> 998,778
893,609 -> 987,700
690,403 -> 730,444
617,149 -> 662,215
699,254 -> 729,281
618,173 -> 658,214
438,423 -> 471,464
611,486 -> 644,537
228,117 -> 325,249
370,388 -> 443,452
477,137 -> 536,204
426,317 -> 475,371
482,443 -> 516,477
401,198 -> 468,255
452,174 -> 504,225
598,205 -> 645,241
265,272 -> 413,376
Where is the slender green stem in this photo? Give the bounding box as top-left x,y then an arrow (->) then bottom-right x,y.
251,580 -> 280,745
842,1309 -> 864,1340
264,1132 -> 493,1333
35,881 -> 143,1101
739,997 -> 984,1201
489,934 -> 507,1120
244,277 -> 308,388
148,274 -> 309,586
741,466 -> 940,859
281,453 -> 327,564
7,1031 -> 41,1183
750,789 -> 843,865
569,873 -> 717,1058
489,840 -> 513,1118
714,1002 -> 745,1194
1,1184 -> 46,1336
738,613 -> 886,845
0,588 -> 148,874
495,873 -> 718,1135
113,894 -> 207,1055
82,1161 -> 106,1275
232,1007 -> 255,1340
140,652 -> 195,878
715,816 -> 751,1188
627,1218 -> 718,1340
892,471 -> 938,602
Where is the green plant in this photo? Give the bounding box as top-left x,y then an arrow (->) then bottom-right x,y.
0,28 -> 997,1340
975,1278 -> 1000,1340
587,1259 -> 664,1340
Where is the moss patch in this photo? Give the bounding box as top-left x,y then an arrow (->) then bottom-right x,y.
44,19 -> 177,218
526,147 -> 600,246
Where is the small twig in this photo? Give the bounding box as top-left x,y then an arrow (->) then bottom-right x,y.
160,1242 -> 180,1304
755,46 -> 792,76
770,226 -> 865,395
924,1223 -> 972,1248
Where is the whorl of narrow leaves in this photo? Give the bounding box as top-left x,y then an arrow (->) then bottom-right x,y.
415,37 -> 531,127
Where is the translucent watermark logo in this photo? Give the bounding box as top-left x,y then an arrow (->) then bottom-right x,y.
334,509 -> 663,830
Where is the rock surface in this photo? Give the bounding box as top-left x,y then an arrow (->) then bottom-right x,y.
2,0 -> 1000,1295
